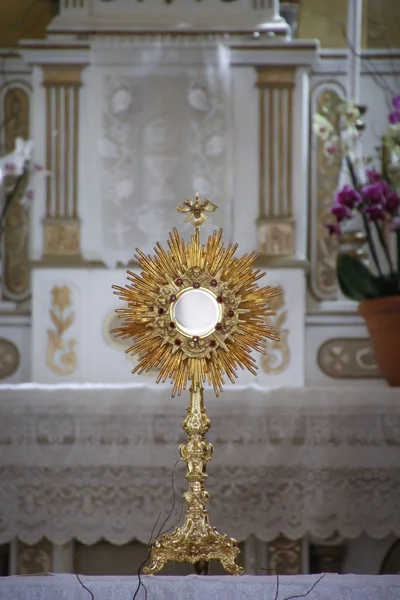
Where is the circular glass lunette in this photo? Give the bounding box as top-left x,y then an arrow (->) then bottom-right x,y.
171,288 -> 221,338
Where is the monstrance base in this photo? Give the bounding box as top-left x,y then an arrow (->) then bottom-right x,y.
143,515 -> 244,575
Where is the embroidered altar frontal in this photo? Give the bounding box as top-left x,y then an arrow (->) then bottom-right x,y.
0,385 -> 399,546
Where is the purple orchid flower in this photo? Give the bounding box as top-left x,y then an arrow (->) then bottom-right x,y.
385,191 -> 400,215
364,205 -> 385,222
335,185 -> 361,209
389,111 -> 400,124
365,168 -> 382,183
326,223 -> 342,236
332,203 -> 352,222
362,181 -> 390,205
392,95 -> 400,110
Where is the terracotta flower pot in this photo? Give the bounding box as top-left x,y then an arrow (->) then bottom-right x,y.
358,295 -> 400,386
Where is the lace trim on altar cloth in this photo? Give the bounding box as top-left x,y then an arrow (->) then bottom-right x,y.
0,385 -> 399,545
1,466 -> 400,545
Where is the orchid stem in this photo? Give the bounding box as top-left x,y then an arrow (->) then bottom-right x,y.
0,168 -> 28,227
361,212 -> 384,278
345,155 -> 385,278
374,222 -> 394,273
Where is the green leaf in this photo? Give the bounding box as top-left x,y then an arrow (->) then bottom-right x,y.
336,254 -> 386,301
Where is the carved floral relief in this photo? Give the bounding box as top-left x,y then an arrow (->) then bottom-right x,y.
0,338 -> 20,379
267,535 -> 302,575
17,540 -> 52,575
318,338 -> 381,379
262,285 -> 290,374
46,285 -> 77,376
309,85 -> 345,301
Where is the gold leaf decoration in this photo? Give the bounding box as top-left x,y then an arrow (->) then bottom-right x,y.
262,285 -> 290,375
112,228 -> 280,396
310,87 -> 344,300
46,285 -> 77,376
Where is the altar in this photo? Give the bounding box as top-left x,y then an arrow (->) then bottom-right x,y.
1,0 -> 400,582
1,383 -> 400,576
1,573 -> 399,600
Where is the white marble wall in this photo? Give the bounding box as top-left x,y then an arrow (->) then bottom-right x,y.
2,42 -> 399,388
31,266 -> 305,386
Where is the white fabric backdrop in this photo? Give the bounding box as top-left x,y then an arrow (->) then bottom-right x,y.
0,384 -> 400,545
1,574 -> 400,600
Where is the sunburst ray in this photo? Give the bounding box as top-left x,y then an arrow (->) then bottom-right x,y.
112,228 -> 280,396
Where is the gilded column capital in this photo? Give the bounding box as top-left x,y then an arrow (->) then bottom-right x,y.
255,65 -> 296,89
42,64 -> 85,88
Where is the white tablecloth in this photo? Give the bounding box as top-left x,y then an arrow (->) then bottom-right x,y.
1,574 -> 400,600
1,384 -> 400,545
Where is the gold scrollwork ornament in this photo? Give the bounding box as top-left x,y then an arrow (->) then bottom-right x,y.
112,193 -> 281,575
46,285 -> 77,375
262,285 -> 290,374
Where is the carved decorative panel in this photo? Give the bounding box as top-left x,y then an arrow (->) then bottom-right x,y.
2,86 -> 31,302
46,285 -> 77,376
309,84 -> 345,301
43,219 -> 80,257
99,58 -> 232,265
262,285 -> 290,374
258,219 -> 295,257
267,535 -> 302,575
318,338 -> 382,379
17,539 -> 52,575
0,339 -> 20,379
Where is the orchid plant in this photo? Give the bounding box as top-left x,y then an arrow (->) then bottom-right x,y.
0,137 -> 43,230
313,96 -> 400,302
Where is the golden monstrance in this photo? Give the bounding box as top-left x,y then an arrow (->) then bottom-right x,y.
112,193 -> 280,575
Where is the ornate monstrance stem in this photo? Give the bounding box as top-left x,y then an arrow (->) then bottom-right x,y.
143,378 -> 243,575
112,193 -> 280,575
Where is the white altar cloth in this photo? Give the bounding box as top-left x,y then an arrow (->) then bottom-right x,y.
1,384 -> 400,545
1,574 -> 400,600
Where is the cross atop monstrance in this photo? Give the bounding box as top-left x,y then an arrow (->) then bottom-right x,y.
112,193 -> 281,574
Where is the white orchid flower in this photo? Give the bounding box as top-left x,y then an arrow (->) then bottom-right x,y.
0,137 -> 34,180
339,101 -> 360,127
340,128 -> 360,156
312,113 -> 334,140
323,135 -> 341,159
